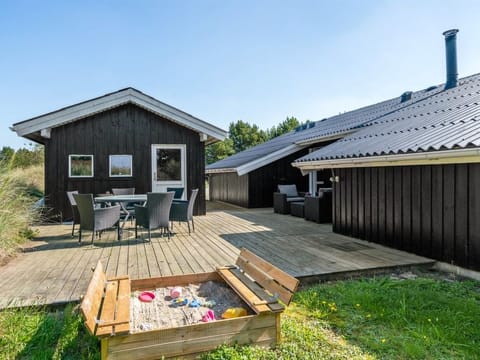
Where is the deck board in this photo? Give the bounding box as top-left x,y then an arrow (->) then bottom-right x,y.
0,204 -> 434,308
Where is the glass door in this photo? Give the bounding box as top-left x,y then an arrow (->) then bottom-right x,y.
151,144 -> 186,199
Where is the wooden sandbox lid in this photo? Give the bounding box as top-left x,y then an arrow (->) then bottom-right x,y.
80,261 -> 131,337
217,248 -> 299,314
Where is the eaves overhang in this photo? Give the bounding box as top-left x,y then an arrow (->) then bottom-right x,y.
205,168 -> 237,174
236,143 -> 305,176
292,148 -> 480,171
11,88 -> 227,143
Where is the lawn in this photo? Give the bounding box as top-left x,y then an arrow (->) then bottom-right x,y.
1,271 -> 479,360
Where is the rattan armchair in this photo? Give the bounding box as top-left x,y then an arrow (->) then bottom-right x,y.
166,187 -> 184,199
135,192 -> 175,241
66,190 -> 81,237
73,193 -> 121,244
112,187 -> 136,222
273,184 -> 305,214
169,189 -> 198,234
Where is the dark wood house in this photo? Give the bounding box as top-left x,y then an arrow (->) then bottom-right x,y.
11,88 -> 227,220
209,149 -> 310,208
206,87 -> 441,208
293,72 -> 480,271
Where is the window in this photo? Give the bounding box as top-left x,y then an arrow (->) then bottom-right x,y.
156,148 -> 182,181
69,155 -> 94,177
109,155 -> 133,177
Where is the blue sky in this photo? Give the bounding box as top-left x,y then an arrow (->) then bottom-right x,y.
2,0 -> 480,149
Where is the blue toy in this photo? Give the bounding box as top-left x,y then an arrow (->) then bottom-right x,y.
189,299 -> 201,308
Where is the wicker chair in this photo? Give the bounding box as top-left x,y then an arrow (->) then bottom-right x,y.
273,184 -> 305,214
66,190 -> 80,236
135,192 -> 175,241
166,187 -> 184,199
112,188 -> 136,222
169,189 -> 199,234
73,193 -> 121,244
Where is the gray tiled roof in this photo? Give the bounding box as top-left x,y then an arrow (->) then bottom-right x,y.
207,81 -> 443,172
295,73 -> 480,163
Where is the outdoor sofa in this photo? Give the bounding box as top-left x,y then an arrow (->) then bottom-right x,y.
273,184 -> 306,214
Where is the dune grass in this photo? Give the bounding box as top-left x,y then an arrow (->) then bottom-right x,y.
1,272 -> 479,360
0,163 -> 43,261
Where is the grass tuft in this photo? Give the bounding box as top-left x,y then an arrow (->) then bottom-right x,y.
0,163 -> 44,261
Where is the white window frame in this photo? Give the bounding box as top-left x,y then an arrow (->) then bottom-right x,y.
109,154 -> 133,177
69,154 -> 94,178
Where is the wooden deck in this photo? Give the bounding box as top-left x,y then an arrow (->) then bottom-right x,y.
0,204 -> 434,308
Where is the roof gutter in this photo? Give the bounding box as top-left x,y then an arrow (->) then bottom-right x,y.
292,148 -> 480,171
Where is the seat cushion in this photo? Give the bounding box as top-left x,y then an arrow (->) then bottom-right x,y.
278,184 -> 299,197
290,202 -> 305,218
286,197 -> 304,202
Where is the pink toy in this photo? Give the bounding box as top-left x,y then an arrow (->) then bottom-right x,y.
202,309 -> 215,322
138,291 -> 155,302
170,286 -> 182,299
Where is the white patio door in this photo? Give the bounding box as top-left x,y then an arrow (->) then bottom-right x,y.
151,144 -> 186,199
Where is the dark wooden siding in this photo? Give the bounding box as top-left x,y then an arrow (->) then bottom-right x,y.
209,172 -> 249,207
247,149 -> 309,208
333,164 -> 480,271
208,149 -> 309,208
44,104 -> 206,220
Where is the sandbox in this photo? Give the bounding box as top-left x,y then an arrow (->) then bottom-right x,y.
81,248 -> 299,359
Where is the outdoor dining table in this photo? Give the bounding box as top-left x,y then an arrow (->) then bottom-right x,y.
95,194 -> 148,205
94,194 -> 147,229
94,194 -> 182,229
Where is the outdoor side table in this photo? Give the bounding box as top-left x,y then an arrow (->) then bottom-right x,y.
290,202 -> 305,218
304,193 -> 333,223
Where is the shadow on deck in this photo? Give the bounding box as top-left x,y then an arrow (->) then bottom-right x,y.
0,202 -> 434,308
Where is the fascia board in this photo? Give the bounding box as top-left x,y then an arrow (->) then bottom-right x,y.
12,88 -> 227,141
292,148 -> 480,170
236,144 -> 304,176
205,168 -> 237,174
12,91 -> 130,136
129,90 -> 227,141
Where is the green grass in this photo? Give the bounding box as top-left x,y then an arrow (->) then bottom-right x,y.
1,274 -> 479,359
204,274 -> 480,360
0,304 -> 99,360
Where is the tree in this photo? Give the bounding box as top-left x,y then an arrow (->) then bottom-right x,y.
266,116 -> 300,139
205,117 -> 307,165
11,144 -> 44,168
228,120 -> 268,153
0,146 -> 15,164
206,138 -> 235,165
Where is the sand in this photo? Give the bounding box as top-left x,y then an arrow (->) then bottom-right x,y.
130,280 -> 252,332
